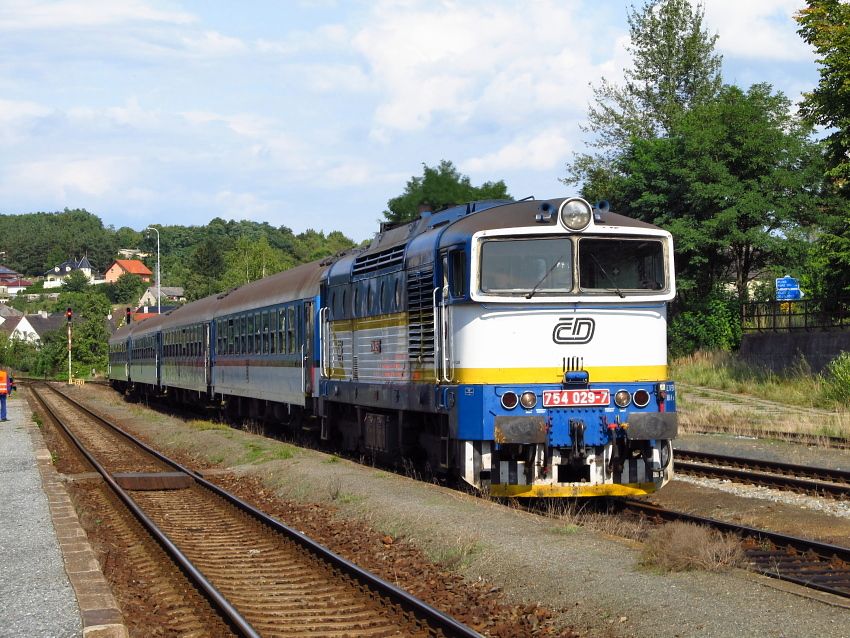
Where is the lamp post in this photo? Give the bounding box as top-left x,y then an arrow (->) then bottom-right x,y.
146,226 -> 161,314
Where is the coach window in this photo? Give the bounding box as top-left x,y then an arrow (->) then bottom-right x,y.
254,312 -> 262,353
287,306 -> 296,353
238,314 -> 245,354
278,309 -> 285,354
262,311 -> 269,354
270,311 -> 278,354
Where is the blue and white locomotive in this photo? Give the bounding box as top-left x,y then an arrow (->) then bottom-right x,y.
109,197 -> 677,497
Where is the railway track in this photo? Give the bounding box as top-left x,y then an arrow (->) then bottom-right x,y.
612,498 -> 850,600
32,383 -> 481,638
673,449 -> 850,499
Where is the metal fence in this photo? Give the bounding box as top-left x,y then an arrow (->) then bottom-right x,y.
742,298 -> 850,332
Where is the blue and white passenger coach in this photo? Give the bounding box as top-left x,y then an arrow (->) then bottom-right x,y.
110,196 -> 677,498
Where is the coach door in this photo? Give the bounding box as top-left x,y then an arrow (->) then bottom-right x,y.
302,301 -> 314,394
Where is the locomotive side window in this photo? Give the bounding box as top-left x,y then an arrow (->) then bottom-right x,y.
450,250 -> 466,298
578,238 -> 665,292
480,238 -> 572,295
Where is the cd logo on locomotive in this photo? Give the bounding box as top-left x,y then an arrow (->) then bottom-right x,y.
552,317 -> 595,344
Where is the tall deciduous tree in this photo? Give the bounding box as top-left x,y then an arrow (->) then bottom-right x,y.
797,0 -> 850,188
796,1 -> 850,299
220,235 -> 290,289
564,0 -> 722,200
618,84 -> 824,303
384,160 -> 511,224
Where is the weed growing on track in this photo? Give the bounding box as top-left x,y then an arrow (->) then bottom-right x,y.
639,521 -> 744,572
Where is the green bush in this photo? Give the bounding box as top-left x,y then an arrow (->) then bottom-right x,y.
822,352 -> 850,403
669,292 -> 741,357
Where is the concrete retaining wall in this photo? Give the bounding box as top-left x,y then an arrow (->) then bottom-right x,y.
739,330 -> 850,373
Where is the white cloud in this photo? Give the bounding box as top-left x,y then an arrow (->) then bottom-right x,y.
0,98 -> 53,144
0,0 -> 194,30
350,1 -> 606,137
0,97 -> 51,122
704,0 -> 813,62
69,98 -> 161,129
179,30 -> 246,57
255,24 -> 349,55
2,156 -> 139,200
462,127 -> 574,173
214,190 -> 271,220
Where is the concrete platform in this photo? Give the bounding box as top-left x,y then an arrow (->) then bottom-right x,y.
0,389 -> 128,638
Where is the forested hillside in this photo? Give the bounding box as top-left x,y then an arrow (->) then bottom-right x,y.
0,209 -> 357,302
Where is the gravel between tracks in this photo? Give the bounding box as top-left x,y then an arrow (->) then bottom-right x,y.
71,385 -> 850,638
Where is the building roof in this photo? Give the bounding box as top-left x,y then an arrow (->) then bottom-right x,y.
143,286 -> 184,298
45,257 -> 95,277
111,259 -> 153,276
26,314 -> 65,336
0,305 -> 24,318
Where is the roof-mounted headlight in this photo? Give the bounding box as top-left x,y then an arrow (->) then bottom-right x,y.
558,197 -> 592,231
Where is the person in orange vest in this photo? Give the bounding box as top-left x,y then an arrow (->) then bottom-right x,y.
0,368 -> 12,421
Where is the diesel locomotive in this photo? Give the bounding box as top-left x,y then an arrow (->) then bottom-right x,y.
109,196 -> 677,497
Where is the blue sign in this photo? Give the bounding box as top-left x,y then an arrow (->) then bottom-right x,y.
775,275 -> 799,289
776,288 -> 803,300
775,275 -> 803,300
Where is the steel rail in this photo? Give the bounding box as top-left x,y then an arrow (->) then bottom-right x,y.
31,385 -> 261,638
682,427 -> 850,450
44,383 -> 483,638
616,498 -> 850,599
673,450 -> 850,498
675,449 -> 850,483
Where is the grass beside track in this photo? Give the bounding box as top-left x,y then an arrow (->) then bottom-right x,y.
672,351 -> 850,442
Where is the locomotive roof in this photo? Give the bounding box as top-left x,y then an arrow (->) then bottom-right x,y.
439,198 -> 662,244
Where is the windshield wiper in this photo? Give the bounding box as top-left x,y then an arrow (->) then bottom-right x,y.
526,259 -> 565,299
589,253 -> 624,298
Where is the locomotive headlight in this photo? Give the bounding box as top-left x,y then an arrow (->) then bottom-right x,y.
558,197 -> 592,231
633,389 -> 651,408
501,391 -> 519,410
614,389 -> 631,408
520,391 -> 537,409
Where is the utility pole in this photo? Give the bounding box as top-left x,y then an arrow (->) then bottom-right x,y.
66,307 -> 73,383
146,226 -> 161,314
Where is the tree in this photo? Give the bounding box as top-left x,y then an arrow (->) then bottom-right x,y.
384,160 -> 511,224
61,270 -> 91,292
618,84 -> 824,304
107,273 -> 145,305
797,0 -> 850,189
796,1 -> 850,300
564,0 -> 722,198
220,235 -> 290,289
185,237 -> 227,300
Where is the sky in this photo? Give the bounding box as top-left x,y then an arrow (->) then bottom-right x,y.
0,0 -> 820,243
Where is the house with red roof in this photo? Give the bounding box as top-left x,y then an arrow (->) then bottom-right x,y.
103,259 -> 152,283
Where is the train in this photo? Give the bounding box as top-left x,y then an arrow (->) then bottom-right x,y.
109,196 -> 678,497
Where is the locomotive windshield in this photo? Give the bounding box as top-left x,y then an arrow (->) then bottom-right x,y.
480,238 -> 572,295
578,238 -> 665,292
